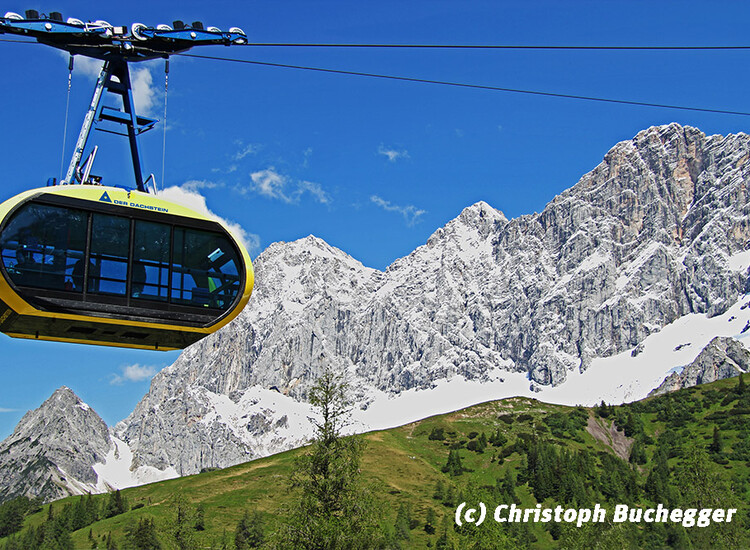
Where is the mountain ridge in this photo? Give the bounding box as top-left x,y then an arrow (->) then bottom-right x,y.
4,123 -> 750,500
115,123 -> 750,479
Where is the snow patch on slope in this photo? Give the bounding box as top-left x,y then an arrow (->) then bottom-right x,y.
93,436 -> 178,491
349,292 -> 750,428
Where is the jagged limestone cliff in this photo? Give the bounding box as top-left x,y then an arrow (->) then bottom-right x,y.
118,124 -> 750,476
0,387 -> 111,503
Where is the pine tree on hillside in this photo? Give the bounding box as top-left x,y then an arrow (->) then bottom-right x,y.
394,502 -> 413,541
234,510 -> 263,550
272,367 -> 386,549
0,497 -> 29,537
194,504 -> 206,532
709,426 -> 723,454
442,449 -> 464,476
103,490 -> 128,519
165,493 -> 197,550
424,508 -> 437,535
123,517 -> 161,550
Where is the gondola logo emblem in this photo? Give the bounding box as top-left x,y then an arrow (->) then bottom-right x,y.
99,191 -> 113,203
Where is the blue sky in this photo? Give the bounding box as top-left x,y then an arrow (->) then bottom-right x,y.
2,0 -> 750,437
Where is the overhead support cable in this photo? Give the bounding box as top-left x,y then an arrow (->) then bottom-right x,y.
177,53 -> 750,117
161,59 -> 169,193
4,32 -> 750,116
7,37 -> 750,50
59,55 -> 74,183
241,42 -> 750,51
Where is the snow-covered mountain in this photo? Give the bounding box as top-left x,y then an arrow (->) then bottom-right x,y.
650,334 -> 750,395
0,387 -> 111,503
114,123 -> 750,480
4,123 -> 750,500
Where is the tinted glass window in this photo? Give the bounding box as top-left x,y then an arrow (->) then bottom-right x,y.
133,220 -> 170,301
0,200 -> 241,314
0,203 -> 87,291
171,228 -> 240,311
88,213 -> 129,296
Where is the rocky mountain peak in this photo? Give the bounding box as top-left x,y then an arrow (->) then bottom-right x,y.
650,336 -> 750,396
0,387 -> 112,503
75,124 -> 750,478
15,386 -> 97,432
45,385 -> 87,407
456,201 -> 508,227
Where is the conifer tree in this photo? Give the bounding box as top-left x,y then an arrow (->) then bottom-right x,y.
424,508 -> 437,535
234,510 -> 263,550
501,470 -> 516,502
442,449 -> 464,476
124,518 -> 161,550
0,497 -> 29,537
165,493 -> 197,550
103,490 -> 128,519
645,449 -> 672,505
86,494 -> 99,524
194,504 -> 206,531
272,367 -> 385,549
394,503 -> 411,541
435,513 -> 454,550
489,429 -> 507,447
709,425 -> 723,454
433,479 -> 445,501
629,439 -> 648,465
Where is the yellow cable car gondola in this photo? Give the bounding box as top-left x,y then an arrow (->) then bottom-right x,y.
0,185 -> 253,350
0,12 -> 255,349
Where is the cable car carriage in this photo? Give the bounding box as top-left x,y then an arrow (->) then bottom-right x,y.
0,12 -> 254,349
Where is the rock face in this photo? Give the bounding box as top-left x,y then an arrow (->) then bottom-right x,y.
0,387 -> 111,503
650,336 -> 750,395
117,124 -> 750,477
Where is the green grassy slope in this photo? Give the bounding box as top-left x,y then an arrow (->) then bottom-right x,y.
3,376 -> 750,549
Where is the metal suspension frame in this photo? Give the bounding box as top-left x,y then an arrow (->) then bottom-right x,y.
0,11 -> 248,194
64,59 -> 157,192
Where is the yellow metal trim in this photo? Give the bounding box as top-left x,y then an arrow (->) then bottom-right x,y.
0,185 -> 219,222
4,331 -> 180,351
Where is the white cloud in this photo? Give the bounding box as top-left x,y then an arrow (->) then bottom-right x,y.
245,168 -> 330,205
234,143 -> 259,161
211,165 -> 239,174
378,145 -> 410,162
69,55 -> 159,117
181,179 -> 221,192
298,181 -> 331,205
158,184 -> 261,255
131,66 -> 157,116
249,168 -> 291,202
110,364 -> 158,385
370,195 -> 426,226
73,55 -> 104,78
302,147 -> 313,168
0,407 -> 17,413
